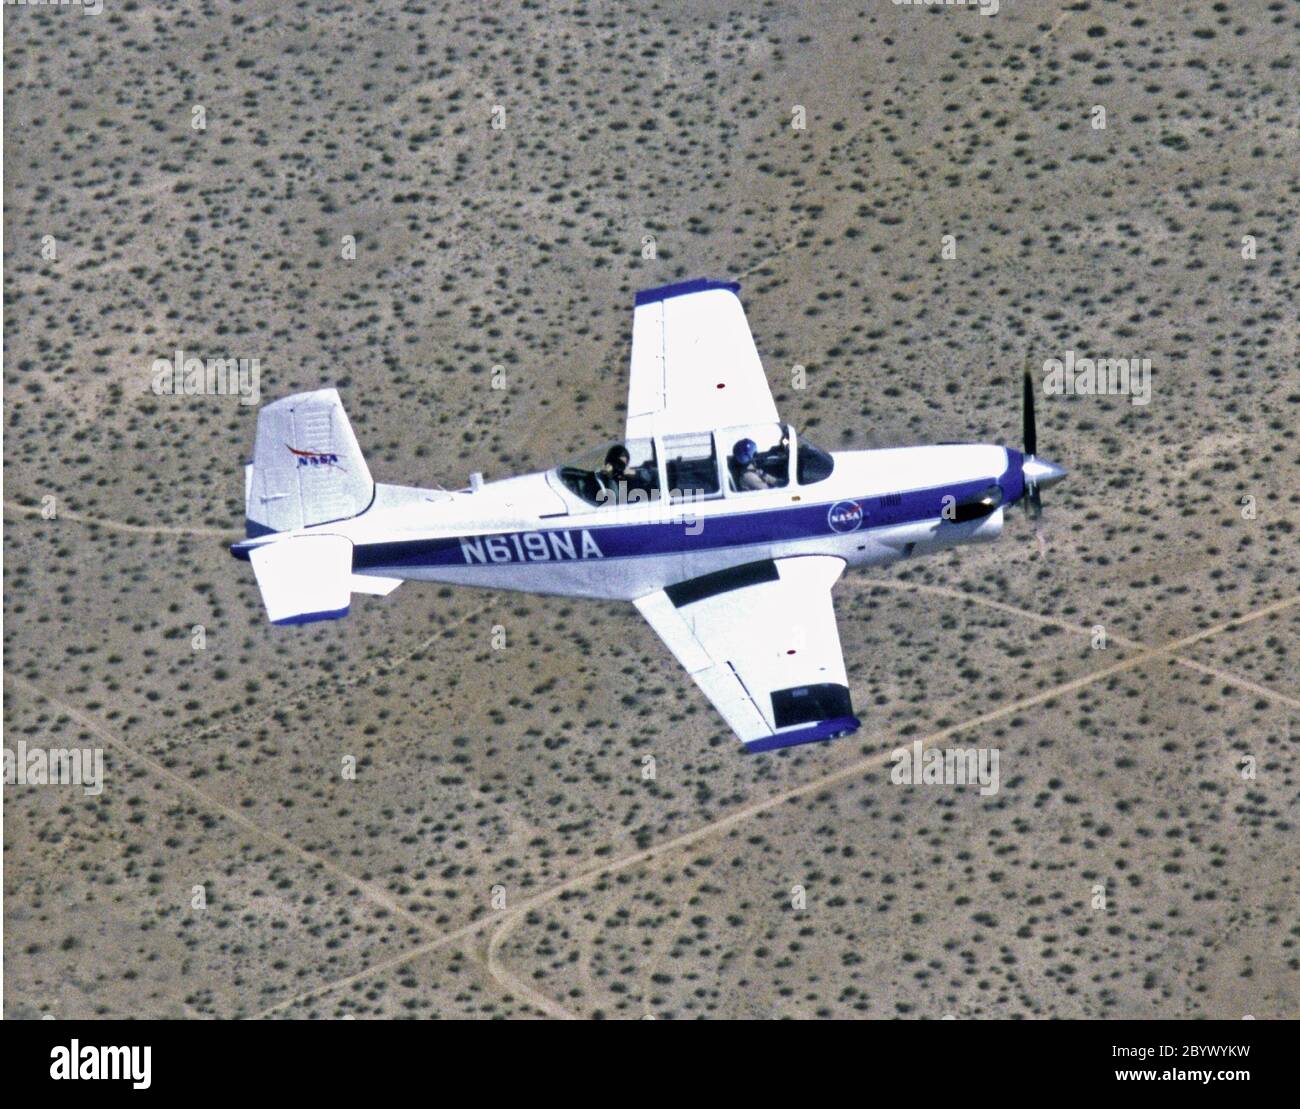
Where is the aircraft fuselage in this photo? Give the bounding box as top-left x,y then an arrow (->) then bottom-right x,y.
235,443 -> 1028,602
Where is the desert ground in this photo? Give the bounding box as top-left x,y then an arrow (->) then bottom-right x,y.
3,0 -> 1297,1018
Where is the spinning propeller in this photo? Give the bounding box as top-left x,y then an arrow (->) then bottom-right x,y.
1020,360 -> 1067,532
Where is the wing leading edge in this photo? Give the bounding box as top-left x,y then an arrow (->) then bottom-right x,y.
625,279 -> 779,441
635,555 -> 861,752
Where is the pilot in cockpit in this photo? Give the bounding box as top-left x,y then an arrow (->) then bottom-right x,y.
597,444 -> 659,504
732,438 -> 780,491
599,445 -> 630,488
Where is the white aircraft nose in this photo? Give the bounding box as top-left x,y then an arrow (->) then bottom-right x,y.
1023,456 -> 1067,489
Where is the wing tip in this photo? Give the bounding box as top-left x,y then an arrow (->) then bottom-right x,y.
270,605 -> 351,626
634,277 -> 740,307
743,715 -> 861,754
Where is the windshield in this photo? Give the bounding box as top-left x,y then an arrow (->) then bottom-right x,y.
796,440 -> 834,484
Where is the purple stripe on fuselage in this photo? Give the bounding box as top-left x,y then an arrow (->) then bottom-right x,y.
349,468 -> 1022,572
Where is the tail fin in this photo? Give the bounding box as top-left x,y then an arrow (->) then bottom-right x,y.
245,388 -> 374,536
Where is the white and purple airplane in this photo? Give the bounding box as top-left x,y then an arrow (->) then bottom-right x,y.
233,279 -> 1065,753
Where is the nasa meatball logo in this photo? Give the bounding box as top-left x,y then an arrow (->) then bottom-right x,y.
827,500 -> 863,533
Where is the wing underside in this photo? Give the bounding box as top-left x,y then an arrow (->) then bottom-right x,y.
635,555 -> 860,752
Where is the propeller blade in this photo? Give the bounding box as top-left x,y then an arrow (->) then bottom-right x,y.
1019,357 -> 1059,551
1022,361 -> 1037,458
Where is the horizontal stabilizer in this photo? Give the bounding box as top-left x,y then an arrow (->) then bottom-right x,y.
349,574 -> 402,597
249,534 -> 353,625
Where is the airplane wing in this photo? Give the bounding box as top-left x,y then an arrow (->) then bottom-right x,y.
634,556 -> 861,752
625,279 -> 779,441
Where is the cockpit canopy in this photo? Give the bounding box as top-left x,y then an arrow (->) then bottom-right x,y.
557,437 -> 661,507
555,424 -> 834,510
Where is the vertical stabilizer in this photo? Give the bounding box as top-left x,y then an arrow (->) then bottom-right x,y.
245,388 -> 374,536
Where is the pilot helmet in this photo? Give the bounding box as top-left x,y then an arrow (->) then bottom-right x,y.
733,438 -> 757,465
